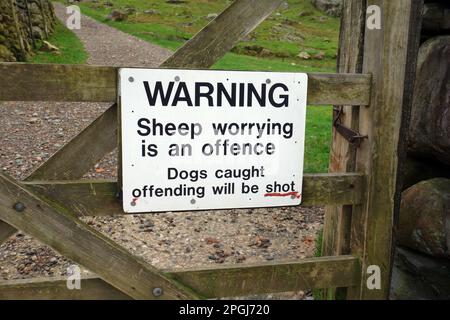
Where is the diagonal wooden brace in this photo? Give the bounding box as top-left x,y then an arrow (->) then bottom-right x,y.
0,220 -> 16,244
0,173 -> 199,299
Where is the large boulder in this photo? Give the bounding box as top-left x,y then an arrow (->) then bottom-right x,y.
397,178 -> 450,259
408,36 -> 450,166
390,246 -> 450,300
106,9 -> 128,22
311,0 -> 342,17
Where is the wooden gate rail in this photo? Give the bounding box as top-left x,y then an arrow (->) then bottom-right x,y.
0,256 -> 360,299
0,64 -> 372,106
20,173 -> 365,217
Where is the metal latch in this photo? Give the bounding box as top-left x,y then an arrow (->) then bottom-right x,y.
333,107 -> 367,147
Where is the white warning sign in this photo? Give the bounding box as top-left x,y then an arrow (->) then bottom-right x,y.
119,68 -> 308,213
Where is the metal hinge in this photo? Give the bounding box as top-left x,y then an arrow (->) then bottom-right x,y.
333,107 -> 368,147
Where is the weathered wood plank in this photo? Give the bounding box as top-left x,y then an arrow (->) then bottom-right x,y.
22,173 -> 365,217
167,256 -> 360,298
0,256 -> 360,299
0,63 -> 372,106
161,0 -> 284,69
0,220 -> 16,245
0,173 -> 199,300
347,0 -> 424,300
0,275 -> 131,300
307,73 -> 371,106
26,104 -> 118,181
322,0 -> 366,300
0,63 -> 117,102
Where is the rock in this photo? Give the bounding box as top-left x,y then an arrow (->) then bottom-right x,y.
398,178 -> 450,258
311,0 -> 342,17
408,36 -> 450,166
166,0 -> 188,4
259,48 -> 272,57
205,237 -> 220,245
144,9 -> 159,15
297,51 -> 311,60
106,9 -> 128,22
206,13 -> 218,21
313,51 -> 325,60
32,26 -> 44,40
279,2 -> 289,10
124,7 -> 136,15
390,247 -> 450,300
39,41 -> 59,53
0,44 -> 16,62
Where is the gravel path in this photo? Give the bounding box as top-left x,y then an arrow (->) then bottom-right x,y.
0,3 -> 323,298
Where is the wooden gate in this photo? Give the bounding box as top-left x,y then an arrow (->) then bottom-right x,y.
0,0 -> 424,300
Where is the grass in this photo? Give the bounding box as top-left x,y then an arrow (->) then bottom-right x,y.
53,0 -> 336,172
30,21 -> 87,64
69,0 -> 339,73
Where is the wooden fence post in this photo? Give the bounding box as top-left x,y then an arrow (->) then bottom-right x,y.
322,0 -> 366,299
347,0 -> 423,300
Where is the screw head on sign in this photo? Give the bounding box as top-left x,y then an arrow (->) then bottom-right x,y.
13,202 -> 25,212
128,76 -> 134,83
190,199 -> 196,204
152,287 -> 163,297
175,76 -> 180,82
291,195 -> 296,199
266,79 -> 271,84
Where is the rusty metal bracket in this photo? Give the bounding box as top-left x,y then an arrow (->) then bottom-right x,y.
333,107 -> 367,147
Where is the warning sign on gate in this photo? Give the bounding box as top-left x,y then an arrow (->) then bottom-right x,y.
119,69 -> 308,213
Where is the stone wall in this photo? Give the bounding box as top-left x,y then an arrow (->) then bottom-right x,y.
0,0 -> 57,62
390,0 -> 450,300
311,0 -> 342,17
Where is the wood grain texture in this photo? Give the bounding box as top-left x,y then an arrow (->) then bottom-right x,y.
0,63 -> 117,102
307,73 -> 371,106
0,256 -> 360,299
0,275 -> 131,300
161,0 -> 284,69
0,173 -> 199,300
167,256 -> 360,298
347,0 -> 424,300
0,220 -> 16,245
322,0 -> 366,300
22,173 -> 366,217
0,63 -> 372,106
